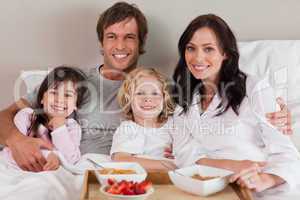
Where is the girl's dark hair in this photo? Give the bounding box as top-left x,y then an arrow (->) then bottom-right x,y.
32,66 -> 89,133
173,14 -> 247,116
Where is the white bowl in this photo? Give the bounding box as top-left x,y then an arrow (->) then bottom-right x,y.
100,185 -> 154,200
168,165 -> 234,196
95,162 -> 147,185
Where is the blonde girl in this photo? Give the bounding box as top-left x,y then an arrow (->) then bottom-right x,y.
110,67 -> 177,171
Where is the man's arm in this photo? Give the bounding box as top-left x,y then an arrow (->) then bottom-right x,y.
0,98 -> 29,144
0,98 -> 52,171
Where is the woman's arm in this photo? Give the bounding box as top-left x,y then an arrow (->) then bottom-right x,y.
229,166 -> 285,192
246,77 -> 300,190
196,158 -> 266,173
112,152 -> 176,172
196,157 -> 285,192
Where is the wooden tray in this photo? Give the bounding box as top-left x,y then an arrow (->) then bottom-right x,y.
80,170 -> 253,200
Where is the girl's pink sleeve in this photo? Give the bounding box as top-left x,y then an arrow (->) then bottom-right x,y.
50,119 -> 81,165
13,108 -> 35,135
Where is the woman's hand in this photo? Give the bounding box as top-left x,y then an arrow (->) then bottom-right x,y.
229,165 -> 285,192
266,97 -> 293,135
43,152 -> 60,171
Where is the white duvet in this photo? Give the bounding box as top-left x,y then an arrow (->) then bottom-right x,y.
0,153 -> 110,200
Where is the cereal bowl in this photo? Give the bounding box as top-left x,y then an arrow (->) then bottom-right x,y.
95,162 -> 147,185
168,165 -> 233,196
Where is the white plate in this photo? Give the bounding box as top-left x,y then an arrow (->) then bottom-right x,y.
168,165 -> 234,196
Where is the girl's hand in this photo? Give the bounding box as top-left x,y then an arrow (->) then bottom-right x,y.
164,146 -> 174,159
266,97 -> 293,135
48,117 -> 66,130
230,166 -> 284,192
43,153 -> 60,171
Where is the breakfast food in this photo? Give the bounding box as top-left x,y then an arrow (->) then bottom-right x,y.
191,174 -> 220,181
105,179 -> 152,195
98,168 -> 136,174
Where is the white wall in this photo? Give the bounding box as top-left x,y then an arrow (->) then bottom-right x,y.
1,0 -> 300,109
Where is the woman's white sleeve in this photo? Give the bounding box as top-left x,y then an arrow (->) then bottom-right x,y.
172,115 -> 207,167
250,77 -> 300,191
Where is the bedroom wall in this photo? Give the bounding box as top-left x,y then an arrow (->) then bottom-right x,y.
1,0 -> 300,109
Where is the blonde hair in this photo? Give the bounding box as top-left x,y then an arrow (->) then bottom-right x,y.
118,67 -> 175,123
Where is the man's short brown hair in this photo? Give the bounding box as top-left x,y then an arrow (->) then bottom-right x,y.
96,2 -> 148,54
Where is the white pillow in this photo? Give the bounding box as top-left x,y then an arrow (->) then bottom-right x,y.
238,40 -> 300,102
238,40 -> 300,149
20,70 -> 48,93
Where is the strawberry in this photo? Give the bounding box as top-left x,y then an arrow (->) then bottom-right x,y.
122,187 -> 135,195
126,181 -> 134,190
117,181 -> 127,194
105,180 -> 152,195
134,184 -> 146,195
106,185 -> 120,194
138,180 -> 152,191
107,178 -> 115,186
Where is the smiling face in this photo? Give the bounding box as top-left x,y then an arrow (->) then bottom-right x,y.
131,75 -> 164,123
185,27 -> 227,84
101,17 -> 140,74
41,80 -> 77,119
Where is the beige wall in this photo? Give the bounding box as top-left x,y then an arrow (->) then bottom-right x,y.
1,0 -> 300,109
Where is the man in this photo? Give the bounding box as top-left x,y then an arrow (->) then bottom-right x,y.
0,2 -> 147,172
0,2 -> 292,172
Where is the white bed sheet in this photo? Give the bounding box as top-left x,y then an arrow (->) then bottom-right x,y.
0,153 -> 110,200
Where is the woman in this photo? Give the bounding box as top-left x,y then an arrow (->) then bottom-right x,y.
172,14 -> 300,198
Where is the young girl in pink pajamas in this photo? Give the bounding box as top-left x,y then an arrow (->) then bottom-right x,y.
1,66 -> 89,171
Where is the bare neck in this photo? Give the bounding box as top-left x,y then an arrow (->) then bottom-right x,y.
99,63 -> 137,81
99,66 -> 125,81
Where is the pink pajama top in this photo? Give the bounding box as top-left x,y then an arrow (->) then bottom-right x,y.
1,107 -> 81,169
